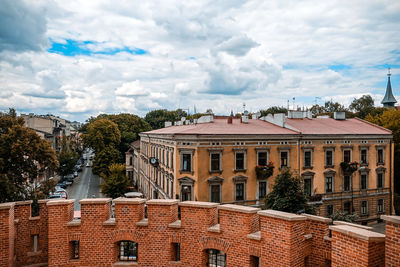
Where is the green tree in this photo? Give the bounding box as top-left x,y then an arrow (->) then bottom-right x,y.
82,118 -> 121,153
366,109 -> 400,214
57,134 -> 79,177
349,95 -> 375,119
264,170 -> 311,214
101,163 -> 131,198
0,109 -> 58,203
260,106 -> 288,117
329,210 -> 359,223
144,109 -> 187,129
92,145 -> 122,176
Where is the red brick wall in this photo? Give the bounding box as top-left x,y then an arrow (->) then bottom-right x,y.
382,215 -> 400,267
2,199 -> 400,267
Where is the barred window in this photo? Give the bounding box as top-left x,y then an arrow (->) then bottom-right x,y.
119,241 -> 138,261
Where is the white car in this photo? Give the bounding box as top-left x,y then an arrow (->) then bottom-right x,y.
86,162 -> 90,167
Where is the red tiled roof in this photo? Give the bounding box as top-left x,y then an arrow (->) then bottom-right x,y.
285,117 -> 392,135
142,118 -> 299,135
142,117 -> 392,136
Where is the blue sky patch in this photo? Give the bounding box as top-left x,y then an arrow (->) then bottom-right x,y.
48,39 -> 148,56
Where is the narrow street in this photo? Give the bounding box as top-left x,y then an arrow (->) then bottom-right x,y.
66,159 -> 102,210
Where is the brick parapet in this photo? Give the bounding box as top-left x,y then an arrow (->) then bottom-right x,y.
382,215 -> 400,267
330,224 -> 385,267
2,199 -> 400,266
0,202 -> 14,267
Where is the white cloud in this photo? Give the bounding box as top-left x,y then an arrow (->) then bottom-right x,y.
0,0 -> 399,121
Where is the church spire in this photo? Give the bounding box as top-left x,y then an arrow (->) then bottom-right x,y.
381,68 -> 397,108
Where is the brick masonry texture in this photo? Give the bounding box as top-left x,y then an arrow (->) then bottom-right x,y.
1,199 -> 399,267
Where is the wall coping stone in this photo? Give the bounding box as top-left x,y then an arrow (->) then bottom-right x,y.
329,225 -> 385,242
179,201 -> 219,208
333,220 -> 373,230
79,198 -> 112,204
219,204 -> 260,214
113,197 -> 146,204
258,209 -> 307,221
112,261 -> 138,266
381,215 -> 400,224
208,224 -> 221,233
302,213 -> 332,223
0,202 -> 15,210
14,200 -> 33,206
304,234 -> 313,240
38,199 -> 51,204
147,199 -> 179,205
47,199 -> 75,206
168,220 -> 181,229
247,231 -> 261,241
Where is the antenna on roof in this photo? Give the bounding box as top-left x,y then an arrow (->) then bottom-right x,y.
292,97 -> 295,110
388,67 -> 391,77
243,102 -> 246,113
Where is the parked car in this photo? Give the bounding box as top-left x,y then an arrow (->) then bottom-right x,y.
64,180 -> 73,186
86,162 -> 90,167
57,182 -> 67,189
73,171 -> 78,177
48,194 -> 63,199
54,190 -> 68,199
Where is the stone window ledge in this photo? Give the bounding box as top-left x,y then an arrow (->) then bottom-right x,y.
136,218 -> 148,227
168,261 -> 182,266
323,236 -> 332,242
208,224 -> 220,233
103,218 -> 116,226
168,220 -> 181,229
113,262 -> 138,267
27,250 -> 42,257
67,220 -> 81,227
247,231 -> 261,241
29,216 -> 40,221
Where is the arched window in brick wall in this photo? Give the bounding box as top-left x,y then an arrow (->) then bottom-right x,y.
118,241 -> 138,262
206,249 -> 226,267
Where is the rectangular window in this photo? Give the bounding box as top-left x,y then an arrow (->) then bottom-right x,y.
304,178 -> 312,197
325,150 -> 333,166
210,153 -> 220,171
250,255 -> 260,267
360,174 -> 367,190
182,153 -> 191,172
344,201 -> 351,214
258,181 -> 267,199
170,151 -> 174,169
280,151 -> 288,167
304,151 -> 312,167
326,204 -> 334,216
210,184 -> 221,203
378,199 -> 384,213
166,151 -> 169,168
377,173 -> 384,188
343,175 -> 351,191
257,151 -> 268,166
377,149 -> 384,163
343,150 -> 351,163
325,177 -> 333,193
361,200 -> 368,215
360,149 -> 368,164
235,152 -> 245,170
172,243 -> 180,261
32,235 -> 38,253
235,183 -> 244,201
71,241 -> 79,259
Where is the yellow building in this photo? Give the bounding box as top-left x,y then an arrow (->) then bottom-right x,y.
126,111 -> 394,222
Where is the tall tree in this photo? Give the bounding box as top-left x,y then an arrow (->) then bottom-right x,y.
82,118 -> 121,153
92,145 -> 122,176
57,134 -> 79,177
349,95 -> 375,119
0,109 -> 58,202
101,163 -> 131,198
264,170 -> 311,214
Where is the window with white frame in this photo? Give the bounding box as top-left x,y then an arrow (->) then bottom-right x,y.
209,150 -> 222,172
303,176 -> 312,197
377,172 -> 384,188
377,199 -> 384,213
235,151 -> 246,171
325,176 -> 333,193
377,148 -> 384,164
325,149 -> 334,167
343,149 -> 351,163
119,241 -> 138,261
360,173 -> 368,190
235,183 -> 245,201
280,150 -> 289,168
361,200 -> 368,215
326,205 -> 334,216
343,175 -> 351,192
257,151 -> 268,166
303,150 -> 312,168
360,148 -> 368,165
258,180 -> 267,199
180,149 -> 193,173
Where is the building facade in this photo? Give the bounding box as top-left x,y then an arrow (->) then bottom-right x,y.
125,111 -> 394,222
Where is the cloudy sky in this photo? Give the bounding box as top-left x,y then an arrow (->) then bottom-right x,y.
1,0 -> 399,122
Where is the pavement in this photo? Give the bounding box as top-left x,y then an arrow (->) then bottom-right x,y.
66,160 -> 103,210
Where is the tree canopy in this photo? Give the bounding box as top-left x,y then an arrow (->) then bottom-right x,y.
101,163 -> 131,198
82,118 -> 121,153
349,95 -> 375,119
0,109 -> 58,202
260,106 -> 288,117
264,170 -> 311,214
144,109 -> 187,129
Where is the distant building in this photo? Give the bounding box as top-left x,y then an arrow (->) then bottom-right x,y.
381,68 -> 397,108
126,111 -> 394,223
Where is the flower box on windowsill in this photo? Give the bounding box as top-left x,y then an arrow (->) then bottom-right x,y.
255,163 -> 274,179
340,161 -> 358,174
308,194 -> 323,202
